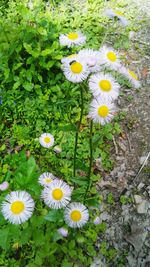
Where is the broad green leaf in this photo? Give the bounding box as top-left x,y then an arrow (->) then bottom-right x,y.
0,227 -> 10,249
23,82 -> 34,91
44,210 -> 64,222
41,48 -> 52,56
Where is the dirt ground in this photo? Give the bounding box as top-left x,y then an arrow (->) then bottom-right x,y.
91,1 -> 150,267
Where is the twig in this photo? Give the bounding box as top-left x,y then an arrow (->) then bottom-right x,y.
133,152 -> 150,184
125,130 -> 132,151
133,39 -> 150,46
113,136 -> 118,154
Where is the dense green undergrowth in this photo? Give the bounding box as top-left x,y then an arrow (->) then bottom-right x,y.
0,0 -> 141,266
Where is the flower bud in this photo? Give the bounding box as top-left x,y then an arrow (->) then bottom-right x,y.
0,181 -> 9,191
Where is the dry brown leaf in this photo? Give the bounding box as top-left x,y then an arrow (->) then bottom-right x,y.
141,68 -> 148,78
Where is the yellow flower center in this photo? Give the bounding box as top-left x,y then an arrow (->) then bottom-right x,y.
67,54 -> 77,58
11,201 -> 25,215
45,178 -> 52,183
115,11 -> 124,17
70,62 -> 83,74
52,188 -> 63,200
99,80 -> 112,92
70,210 -> 82,222
128,70 -> 138,80
44,136 -> 51,144
107,51 -> 117,62
98,105 -> 109,118
67,32 -> 79,40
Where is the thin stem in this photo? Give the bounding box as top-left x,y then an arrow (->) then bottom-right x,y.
100,24 -> 110,47
84,120 -> 93,200
73,84 -> 84,177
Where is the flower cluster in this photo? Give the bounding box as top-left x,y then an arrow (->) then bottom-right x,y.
0,30 -> 140,235
40,174 -> 89,228
1,173 -> 89,229
60,31 -> 140,126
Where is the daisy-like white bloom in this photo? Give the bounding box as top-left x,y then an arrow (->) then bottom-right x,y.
99,45 -> 121,70
89,73 -> 120,100
59,31 -> 86,47
1,191 -> 35,224
38,172 -> 55,187
119,66 -> 140,88
64,202 -> 89,228
0,181 -> 9,191
105,9 -> 128,27
62,57 -> 89,83
39,133 -> 54,148
41,179 -> 72,209
78,49 -> 102,73
93,216 -> 101,225
88,98 -> 116,125
57,227 -> 68,237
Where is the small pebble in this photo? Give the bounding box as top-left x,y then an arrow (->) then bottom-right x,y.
134,195 -> 143,204
137,200 -> 149,214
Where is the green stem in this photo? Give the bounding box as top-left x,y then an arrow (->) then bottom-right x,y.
73,84 -> 84,177
84,120 -> 93,200
100,24 -> 110,47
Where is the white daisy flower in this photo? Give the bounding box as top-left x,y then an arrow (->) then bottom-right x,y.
105,9 -> 129,27
39,133 -> 54,148
1,191 -> 35,224
0,181 -> 9,191
99,45 -> 121,70
38,172 -> 55,187
78,49 -> 102,73
64,202 -> 89,228
62,58 -> 89,83
59,31 -> 86,47
93,216 -> 101,225
88,98 -> 116,125
57,227 -> 68,237
41,179 -> 72,209
119,66 -> 140,88
89,73 -> 120,100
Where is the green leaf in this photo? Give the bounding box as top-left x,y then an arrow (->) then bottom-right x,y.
0,227 -> 10,249
75,159 -> 88,172
13,81 -> 21,90
37,27 -> 47,36
70,176 -> 88,186
27,156 -> 37,178
61,262 -> 73,267
0,144 -> 6,151
23,82 -> 34,91
13,63 -> 23,71
85,197 -> 100,208
44,210 -> 64,222
23,43 -> 32,54
41,48 -> 52,56
52,231 -> 63,242
57,124 -> 76,132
